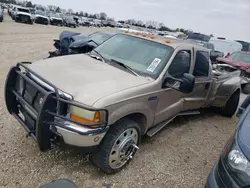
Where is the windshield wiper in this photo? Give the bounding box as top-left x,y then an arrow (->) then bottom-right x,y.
110,59 -> 138,76
90,50 -> 105,63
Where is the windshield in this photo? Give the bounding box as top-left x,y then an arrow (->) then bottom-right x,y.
66,16 -> 74,22
229,52 -> 250,64
36,10 -> 46,16
17,8 -> 30,13
89,32 -> 113,45
51,13 -> 61,18
93,34 -> 174,78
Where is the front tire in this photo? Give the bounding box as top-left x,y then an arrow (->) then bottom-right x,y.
221,91 -> 240,117
91,118 -> 141,174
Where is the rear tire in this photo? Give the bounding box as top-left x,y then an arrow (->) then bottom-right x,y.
221,91 -> 240,117
243,83 -> 250,94
91,118 -> 141,174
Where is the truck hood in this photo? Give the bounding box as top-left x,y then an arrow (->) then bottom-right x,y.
217,57 -> 250,73
29,54 -> 151,106
17,12 -> 31,17
35,15 -> 48,19
51,17 -> 63,21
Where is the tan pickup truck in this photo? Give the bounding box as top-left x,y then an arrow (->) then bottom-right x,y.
5,33 -> 241,174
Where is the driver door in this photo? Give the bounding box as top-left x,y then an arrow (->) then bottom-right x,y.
154,48 -> 193,125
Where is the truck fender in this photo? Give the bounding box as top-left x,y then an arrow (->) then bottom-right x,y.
211,77 -> 241,107
107,102 -> 154,134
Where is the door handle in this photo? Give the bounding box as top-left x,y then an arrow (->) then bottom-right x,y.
205,83 -> 210,90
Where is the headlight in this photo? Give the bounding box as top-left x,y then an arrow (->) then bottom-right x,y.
70,106 -> 102,127
228,150 -> 250,175
224,140 -> 250,186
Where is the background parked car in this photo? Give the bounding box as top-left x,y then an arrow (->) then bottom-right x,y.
187,32 -> 211,42
101,20 -> 108,27
206,95 -> 250,188
48,31 -> 118,57
209,37 -> 243,57
63,16 -> 77,28
34,10 -> 49,25
14,6 -> 33,24
236,40 -> 250,52
107,20 -> 117,27
49,13 -> 63,26
93,19 -> 102,27
9,5 -> 17,19
216,51 -> 250,94
73,16 -> 79,27
69,31 -> 118,54
0,6 -> 3,22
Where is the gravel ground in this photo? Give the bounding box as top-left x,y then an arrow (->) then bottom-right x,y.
0,12 -> 247,188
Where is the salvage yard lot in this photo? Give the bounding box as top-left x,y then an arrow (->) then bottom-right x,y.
0,13 -> 246,188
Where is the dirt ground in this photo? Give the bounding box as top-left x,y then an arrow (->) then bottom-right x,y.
0,12 -> 246,188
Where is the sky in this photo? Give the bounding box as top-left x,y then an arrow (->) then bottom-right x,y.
31,0 -> 250,41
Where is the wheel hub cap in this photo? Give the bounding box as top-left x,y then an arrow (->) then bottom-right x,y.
109,128 -> 139,169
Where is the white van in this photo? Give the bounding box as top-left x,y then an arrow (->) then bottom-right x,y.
209,37 -> 242,57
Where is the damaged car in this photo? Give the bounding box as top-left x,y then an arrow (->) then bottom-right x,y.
49,13 -> 63,26
69,31 -> 117,54
34,10 -> 49,25
5,33 -> 241,174
48,31 -> 117,57
14,6 -> 33,24
214,51 -> 250,94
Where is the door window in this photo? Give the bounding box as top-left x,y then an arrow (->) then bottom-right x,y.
168,50 -> 191,78
193,51 -> 210,77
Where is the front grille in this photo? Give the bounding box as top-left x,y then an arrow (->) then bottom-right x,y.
36,17 -> 47,23
5,62 -> 108,150
19,15 -> 29,21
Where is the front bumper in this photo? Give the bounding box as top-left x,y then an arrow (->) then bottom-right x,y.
206,159 -> 240,188
50,19 -> 63,25
16,14 -> 31,22
35,17 -> 48,24
53,118 -> 107,147
5,63 -> 108,151
206,163 -> 219,188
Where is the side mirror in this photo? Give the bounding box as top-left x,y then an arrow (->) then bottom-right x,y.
163,73 -> 195,93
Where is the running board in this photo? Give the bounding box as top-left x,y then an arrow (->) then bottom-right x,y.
146,110 -> 200,137
178,110 -> 200,116
147,116 -> 177,137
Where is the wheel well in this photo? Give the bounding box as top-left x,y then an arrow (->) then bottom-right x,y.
234,88 -> 241,95
116,113 -> 147,134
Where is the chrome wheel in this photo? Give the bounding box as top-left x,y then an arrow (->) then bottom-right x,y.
109,128 -> 139,169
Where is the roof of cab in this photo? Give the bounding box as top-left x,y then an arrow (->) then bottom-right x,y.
124,32 -> 209,51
